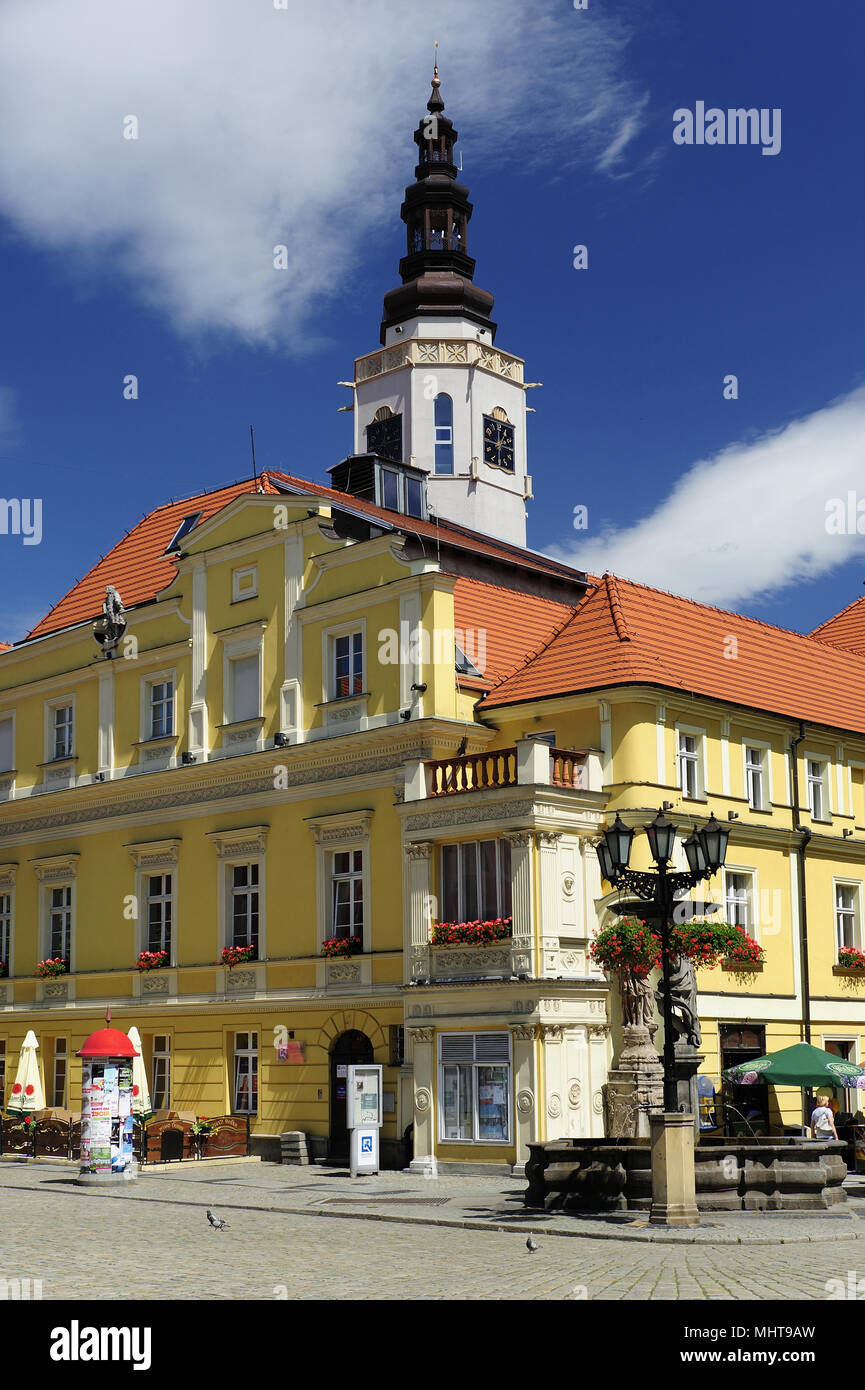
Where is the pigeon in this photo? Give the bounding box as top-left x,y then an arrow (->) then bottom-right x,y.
206,1209 -> 229,1230
526,1236 -> 540,1253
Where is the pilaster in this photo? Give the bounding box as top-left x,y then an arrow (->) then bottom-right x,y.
507,831 -> 534,977
407,1026 -> 436,1174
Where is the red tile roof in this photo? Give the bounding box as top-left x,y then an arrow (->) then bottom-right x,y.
25,477 -> 281,641
810,596 -> 865,655
23,470 -> 585,642
482,573 -> 865,735
451,576 -> 573,685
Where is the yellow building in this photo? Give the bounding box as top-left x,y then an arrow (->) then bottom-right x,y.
3,70 -> 865,1173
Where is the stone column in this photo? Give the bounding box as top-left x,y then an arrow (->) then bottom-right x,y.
510,1024 -> 538,1169
541,1023 -> 566,1140
649,1113 -> 699,1226
537,832 -> 562,977
407,1027 -> 436,1175
507,832 -> 534,977
405,843 -> 433,983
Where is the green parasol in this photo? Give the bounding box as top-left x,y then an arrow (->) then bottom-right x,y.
723,1042 -> 865,1089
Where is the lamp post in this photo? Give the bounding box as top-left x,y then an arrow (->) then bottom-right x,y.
596,808 -> 730,1224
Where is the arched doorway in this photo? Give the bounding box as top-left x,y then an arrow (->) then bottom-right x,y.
329,1030 -> 374,1164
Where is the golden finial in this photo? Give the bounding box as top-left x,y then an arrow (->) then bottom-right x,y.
432,40 -> 440,86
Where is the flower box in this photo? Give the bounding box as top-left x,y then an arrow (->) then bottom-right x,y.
221,944 -> 257,968
838,947 -> 865,972
34,958 -> 69,979
136,950 -> 169,972
322,936 -> 362,959
430,917 -> 513,947
833,966 -> 865,979
722,959 -> 764,972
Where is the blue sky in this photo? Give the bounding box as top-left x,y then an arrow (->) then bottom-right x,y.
0,0 -> 863,642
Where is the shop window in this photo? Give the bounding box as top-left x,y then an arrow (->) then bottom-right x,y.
439,1032 -> 511,1143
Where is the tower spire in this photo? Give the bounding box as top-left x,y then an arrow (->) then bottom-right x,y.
380,65 -> 495,343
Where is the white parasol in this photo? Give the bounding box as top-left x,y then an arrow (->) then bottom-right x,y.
6,1030 -> 45,1115
127,1026 -> 152,1121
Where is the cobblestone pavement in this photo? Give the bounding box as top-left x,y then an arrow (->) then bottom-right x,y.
2,1160 -> 865,1299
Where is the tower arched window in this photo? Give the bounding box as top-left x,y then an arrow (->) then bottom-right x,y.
434,395 -> 454,475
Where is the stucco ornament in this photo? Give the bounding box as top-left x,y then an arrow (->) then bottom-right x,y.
414,1087 -> 432,1113
655,955 -> 702,1048
92,585 -> 127,659
620,969 -> 656,1031
516,1090 -> 534,1115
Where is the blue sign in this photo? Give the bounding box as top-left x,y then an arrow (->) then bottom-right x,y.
360,1134 -> 373,1154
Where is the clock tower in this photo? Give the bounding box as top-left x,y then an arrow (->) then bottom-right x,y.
343,67 -> 532,547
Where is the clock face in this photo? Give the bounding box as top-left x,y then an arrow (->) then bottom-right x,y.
482,415 -> 515,472
366,414 -> 403,463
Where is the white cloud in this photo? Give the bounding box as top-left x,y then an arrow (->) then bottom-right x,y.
0,0 -> 647,345
549,385 -> 865,608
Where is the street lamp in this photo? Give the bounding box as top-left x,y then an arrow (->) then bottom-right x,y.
595,807 -> 731,1224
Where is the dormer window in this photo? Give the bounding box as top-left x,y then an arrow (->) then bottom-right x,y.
373,461 -> 427,520
164,512 -> 202,555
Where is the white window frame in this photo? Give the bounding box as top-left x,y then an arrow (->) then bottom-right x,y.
144,870 -> 174,957
330,847 -> 364,941
152,1034 -> 171,1110
0,869 -> 14,978
207,827 -> 268,959
127,841 -> 180,965
221,627 -> 266,729
139,669 -> 177,743
437,1032 -> 513,1145
52,1037 -> 67,1109
232,565 -> 258,603
33,856 -> 78,972
307,812 -> 372,952
675,724 -> 706,800
232,1030 -> 258,1115
45,696 -> 75,763
724,867 -> 758,941
440,839 -> 513,925
47,883 -> 73,962
0,711 -> 15,775
806,756 -> 830,822
743,740 -> 772,811
229,861 -> 261,954
323,622 -> 365,703
834,879 -> 862,953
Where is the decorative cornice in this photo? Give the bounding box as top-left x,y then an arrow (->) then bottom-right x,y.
0,863 -> 18,890
407,1026 -> 434,1043
125,837 -> 182,869
206,825 -> 269,858
305,810 -> 373,845
405,841 -> 433,860
31,852 -> 80,882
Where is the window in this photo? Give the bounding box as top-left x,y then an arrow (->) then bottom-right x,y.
0,717 -> 12,773
0,893 -> 10,976
53,705 -> 73,760
371,461 -> 425,518
808,759 -> 828,820
230,654 -> 260,723
49,885 -> 71,960
439,1033 -> 511,1143
434,394 -> 454,475
745,746 -> 764,810
441,840 -> 512,924
332,850 -> 363,939
149,680 -> 174,739
334,631 -> 363,699
52,1038 -> 67,1108
381,468 -> 400,511
152,1035 -> 170,1110
677,731 -> 701,799
233,1032 -> 258,1114
231,864 -> 259,951
147,874 -> 172,955
164,512 -> 202,555
232,566 -> 258,603
0,1041 -> 5,1111
405,476 -> 423,518
835,884 -> 860,951
725,871 -> 754,932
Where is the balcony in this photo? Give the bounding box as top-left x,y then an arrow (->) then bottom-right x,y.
404,740 -> 601,801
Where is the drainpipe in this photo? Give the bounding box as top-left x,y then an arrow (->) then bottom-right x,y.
790,721 -> 813,1131
790,721 -> 812,1045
